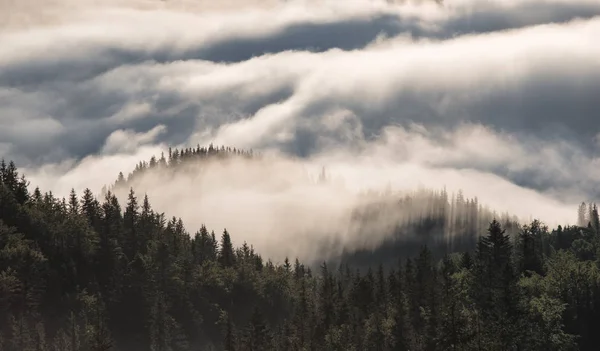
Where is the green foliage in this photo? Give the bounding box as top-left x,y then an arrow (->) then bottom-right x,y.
2,156 -> 600,350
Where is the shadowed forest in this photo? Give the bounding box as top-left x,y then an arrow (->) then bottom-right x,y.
2,149 -> 600,351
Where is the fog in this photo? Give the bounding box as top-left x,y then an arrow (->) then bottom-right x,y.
96,142 -> 565,261
2,0 -> 598,261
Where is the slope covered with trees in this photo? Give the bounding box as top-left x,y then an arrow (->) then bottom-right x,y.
108,145 -> 520,267
2,155 -> 600,350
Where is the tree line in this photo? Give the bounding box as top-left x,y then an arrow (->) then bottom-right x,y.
2,152 -> 600,350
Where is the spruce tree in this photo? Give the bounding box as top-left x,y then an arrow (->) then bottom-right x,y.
123,188 -> 140,259
218,229 -> 236,268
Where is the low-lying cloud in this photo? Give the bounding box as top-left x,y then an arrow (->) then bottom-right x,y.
2,0 -> 599,260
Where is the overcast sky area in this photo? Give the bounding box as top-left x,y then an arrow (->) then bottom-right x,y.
2,0 -> 600,259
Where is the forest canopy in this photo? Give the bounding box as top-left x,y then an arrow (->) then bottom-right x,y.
2,152 -> 600,350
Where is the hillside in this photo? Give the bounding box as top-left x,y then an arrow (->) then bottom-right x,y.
0,158 -> 600,351
3,155 -> 600,350
108,146 -> 521,268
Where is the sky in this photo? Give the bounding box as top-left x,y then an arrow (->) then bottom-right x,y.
2,0 -> 600,260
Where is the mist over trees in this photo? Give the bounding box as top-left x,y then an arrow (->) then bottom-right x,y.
107,146 -> 520,266
2,152 -> 600,350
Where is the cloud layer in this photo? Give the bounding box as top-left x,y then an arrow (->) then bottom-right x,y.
2,0 -> 599,260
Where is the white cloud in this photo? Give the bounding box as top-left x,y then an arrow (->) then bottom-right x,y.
102,125 -> 167,155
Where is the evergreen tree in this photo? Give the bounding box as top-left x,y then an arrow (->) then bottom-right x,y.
218,229 -> 236,268
591,204 -> 600,235
473,220 -> 521,350
123,188 -> 140,259
518,220 -> 545,276
69,189 -> 80,215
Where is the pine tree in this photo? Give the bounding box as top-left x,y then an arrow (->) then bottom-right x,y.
473,220 -> 520,349
137,194 -> 154,254
389,261 -> 411,351
438,255 -> 471,351
81,188 -> 101,231
318,261 -> 335,335
218,229 -> 236,268
591,204 -> 600,235
123,188 -> 140,260
69,189 -> 80,215
518,220 -> 544,276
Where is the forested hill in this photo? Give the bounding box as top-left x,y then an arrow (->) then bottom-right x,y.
2,158 -> 600,350
107,145 -> 521,268
106,144 -> 255,194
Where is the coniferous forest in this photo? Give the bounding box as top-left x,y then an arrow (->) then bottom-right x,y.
2,149 -> 600,351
